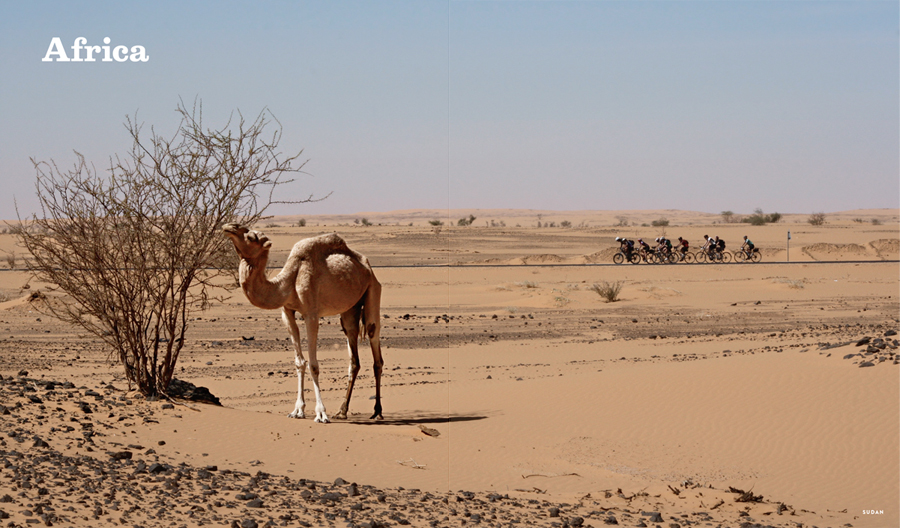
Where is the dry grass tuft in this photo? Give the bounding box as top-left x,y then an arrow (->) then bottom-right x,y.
590,281 -> 623,303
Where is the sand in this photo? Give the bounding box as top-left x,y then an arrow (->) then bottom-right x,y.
0,209 -> 897,528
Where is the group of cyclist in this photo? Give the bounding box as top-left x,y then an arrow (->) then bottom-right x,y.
615,234 -> 756,263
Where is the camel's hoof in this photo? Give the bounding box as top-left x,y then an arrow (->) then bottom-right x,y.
370,412 -> 383,420
332,412 -> 348,420
288,411 -> 305,419
314,414 -> 330,424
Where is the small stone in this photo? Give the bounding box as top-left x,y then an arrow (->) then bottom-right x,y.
334,477 -> 348,486
110,451 -> 132,461
859,361 -> 875,368
643,512 -> 664,523
32,436 -> 49,448
246,498 -> 263,508
549,507 -> 560,518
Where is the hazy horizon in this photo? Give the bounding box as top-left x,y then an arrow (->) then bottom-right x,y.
2,1 -> 897,220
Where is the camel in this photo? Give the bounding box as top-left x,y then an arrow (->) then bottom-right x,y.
222,224 -> 384,423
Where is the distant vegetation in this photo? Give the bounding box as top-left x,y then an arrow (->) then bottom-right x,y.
457,214 -> 476,226
651,218 -> 669,227
807,212 -> 826,226
743,208 -> 781,226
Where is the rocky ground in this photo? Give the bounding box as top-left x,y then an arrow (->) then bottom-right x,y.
0,371 -> 831,528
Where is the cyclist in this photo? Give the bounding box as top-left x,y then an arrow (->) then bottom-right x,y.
662,237 -> 673,255
637,238 -> 652,262
714,236 -> 726,259
740,236 -> 755,259
677,237 -> 690,259
701,235 -> 715,258
616,237 -> 635,260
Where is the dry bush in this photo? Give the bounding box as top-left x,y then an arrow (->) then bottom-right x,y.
16,99 -> 311,397
808,212 -> 826,226
591,281 -> 623,302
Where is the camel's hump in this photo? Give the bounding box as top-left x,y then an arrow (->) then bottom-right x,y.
291,233 -> 351,255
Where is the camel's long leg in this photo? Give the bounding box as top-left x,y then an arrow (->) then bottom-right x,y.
304,315 -> 329,423
365,282 -> 385,420
283,308 -> 307,419
334,306 -> 362,420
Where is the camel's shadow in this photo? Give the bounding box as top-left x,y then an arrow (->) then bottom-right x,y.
339,411 -> 489,426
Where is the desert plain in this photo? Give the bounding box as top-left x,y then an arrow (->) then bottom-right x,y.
0,208 -> 897,528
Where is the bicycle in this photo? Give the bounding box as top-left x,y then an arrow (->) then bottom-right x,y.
652,248 -> 676,264
736,247 -> 762,263
673,248 -> 695,263
613,249 -> 641,265
698,248 -> 731,263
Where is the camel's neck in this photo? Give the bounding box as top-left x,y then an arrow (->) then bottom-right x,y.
238,254 -> 294,310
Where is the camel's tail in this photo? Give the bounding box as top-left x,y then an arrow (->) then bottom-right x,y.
358,280 -> 382,343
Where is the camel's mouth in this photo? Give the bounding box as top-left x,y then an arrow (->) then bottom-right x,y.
222,223 -> 245,236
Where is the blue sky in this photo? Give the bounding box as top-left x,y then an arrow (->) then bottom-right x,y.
1,1 -> 897,219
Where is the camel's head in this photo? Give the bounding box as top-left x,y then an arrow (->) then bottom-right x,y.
222,223 -> 272,261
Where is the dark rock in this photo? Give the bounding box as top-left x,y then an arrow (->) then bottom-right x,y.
246,498 -> 263,508
166,378 -> 221,406
885,329 -> 897,337
334,477 -> 348,486
32,436 -> 49,448
27,395 -> 42,404
859,361 -> 875,368
148,463 -> 167,474
642,512 -> 664,523
856,337 -> 871,346
110,451 -> 132,461
843,353 -> 857,360
161,403 -> 174,410
348,483 -> 360,497
549,507 -> 560,517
